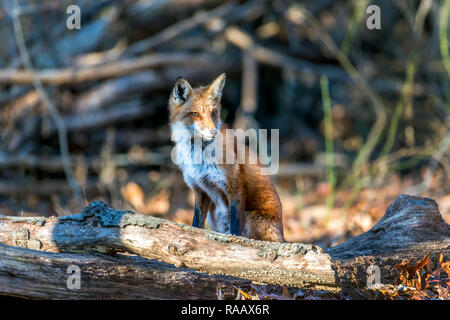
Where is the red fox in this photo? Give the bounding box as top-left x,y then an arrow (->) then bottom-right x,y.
168,74 -> 284,242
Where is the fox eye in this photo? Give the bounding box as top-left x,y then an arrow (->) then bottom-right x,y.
191,112 -> 200,118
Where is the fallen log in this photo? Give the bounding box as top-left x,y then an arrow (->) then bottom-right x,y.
71,57 -> 233,113
0,179 -> 98,196
0,245 -> 254,299
49,100 -> 162,133
0,194 -> 448,299
0,150 -> 169,173
0,53 -> 213,85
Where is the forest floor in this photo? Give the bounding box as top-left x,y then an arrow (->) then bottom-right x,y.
1,167 -> 448,300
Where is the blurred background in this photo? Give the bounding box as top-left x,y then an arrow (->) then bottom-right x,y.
0,0 -> 448,246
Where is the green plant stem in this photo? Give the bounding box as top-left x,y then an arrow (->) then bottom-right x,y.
320,76 -> 336,225
440,0 -> 450,78
341,0 -> 369,56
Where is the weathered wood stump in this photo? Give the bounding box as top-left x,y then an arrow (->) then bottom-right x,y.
0,194 -> 448,299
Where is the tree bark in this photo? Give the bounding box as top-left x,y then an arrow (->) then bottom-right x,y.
0,194 -> 448,299
0,244 -> 254,299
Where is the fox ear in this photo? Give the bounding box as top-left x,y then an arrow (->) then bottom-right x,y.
206,73 -> 226,101
171,77 -> 192,106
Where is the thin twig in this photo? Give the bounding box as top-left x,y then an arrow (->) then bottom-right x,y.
406,131 -> 450,194
287,6 -> 387,186
224,26 -> 349,80
234,50 -> 259,131
124,1 -> 238,56
320,76 -> 336,226
11,1 -> 82,203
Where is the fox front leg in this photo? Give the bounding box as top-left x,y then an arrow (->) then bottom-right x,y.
229,201 -> 242,236
192,205 -> 202,228
227,183 -> 244,236
192,189 -> 209,228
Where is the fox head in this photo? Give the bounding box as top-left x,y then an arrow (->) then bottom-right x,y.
169,73 -> 225,142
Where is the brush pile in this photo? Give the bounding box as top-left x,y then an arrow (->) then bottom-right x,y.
0,0 -> 448,221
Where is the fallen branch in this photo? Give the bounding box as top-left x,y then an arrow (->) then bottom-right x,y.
0,53 -> 213,85
0,194 -> 448,299
49,100 -> 162,133
71,58 -> 233,113
0,179 -> 98,196
224,26 -> 349,80
124,1 -> 238,56
0,244 -> 254,299
12,1 -> 82,202
0,151 -> 169,173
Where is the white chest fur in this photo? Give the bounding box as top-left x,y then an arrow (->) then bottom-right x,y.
171,122 -> 229,233
172,123 -> 226,192
176,148 -> 229,232
183,163 -> 229,233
